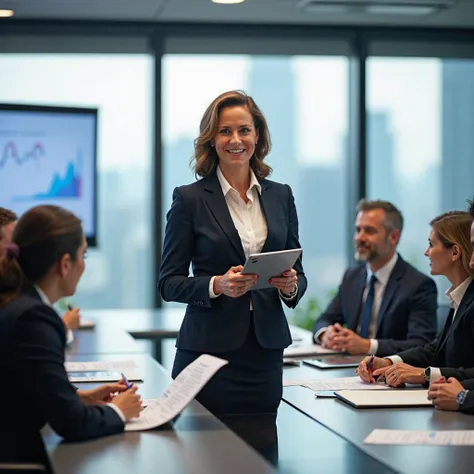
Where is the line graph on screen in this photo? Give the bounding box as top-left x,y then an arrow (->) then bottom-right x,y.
0,141 -> 82,200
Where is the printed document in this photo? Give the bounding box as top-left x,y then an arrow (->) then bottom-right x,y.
304,376 -> 391,392
125,354 -> 228,431
365,429 -> 474,446
65,359 -> 142,382
284,344 -> 341,357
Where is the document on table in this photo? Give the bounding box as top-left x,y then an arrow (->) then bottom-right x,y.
284,344 -> 341,358
125,354 -> 228,431
335,389 -> 431,408
65,359 -> 142,382
304,376 -> 391,392
365,429 -> 474,446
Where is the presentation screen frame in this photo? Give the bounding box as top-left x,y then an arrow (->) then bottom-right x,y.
0,103 -> 99,247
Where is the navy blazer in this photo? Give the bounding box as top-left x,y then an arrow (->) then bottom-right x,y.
158,172 -> 307,353
399,279 -> 474,379
312,256 -> 438,356
0,286 -> 124,443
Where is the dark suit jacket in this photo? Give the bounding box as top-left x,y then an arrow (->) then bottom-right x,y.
0,287 -> 124,445
398,279 -> 474,377
158,172 -> 307,353
312,256 -> 437,356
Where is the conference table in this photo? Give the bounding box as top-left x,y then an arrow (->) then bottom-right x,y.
41,308 -> 474,474
41,314 -> 395,474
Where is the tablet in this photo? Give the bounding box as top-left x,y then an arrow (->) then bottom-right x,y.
242,248 -> 302,290
68,370 -> 122,383
303,355 -> 362,369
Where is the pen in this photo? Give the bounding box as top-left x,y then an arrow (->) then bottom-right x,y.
121,372 -> 132,390
67,304 -> 73,311
367,354 -> 375,371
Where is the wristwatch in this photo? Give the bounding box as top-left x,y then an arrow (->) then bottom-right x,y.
456,390 -> 469,406
423,367 -> 431,383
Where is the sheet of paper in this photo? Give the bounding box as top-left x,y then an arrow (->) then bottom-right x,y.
65,359 -> 142,382
79,318 -> 96,329
125,354 -> 228,431
283,379 -> 307,387
304,376 -> 391,392
284,344 -> 341,357
337,389 -> 431,408
365,429 -> 474,446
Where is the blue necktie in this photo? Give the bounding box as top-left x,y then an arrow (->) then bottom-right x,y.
359,275 -> 377,339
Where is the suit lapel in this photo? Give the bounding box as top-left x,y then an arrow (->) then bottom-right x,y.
204,174 -> 246,262
434,279 -> 474,358
375,257 -> 404,334
259,180 -> 276,253
348,267 -> 367,331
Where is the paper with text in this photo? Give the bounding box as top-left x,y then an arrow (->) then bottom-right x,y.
365,429 -> 474,445
65,360 -> 142,382
284,344 -> 341,358
125,354 -> 228,431
304,376 -> 391,392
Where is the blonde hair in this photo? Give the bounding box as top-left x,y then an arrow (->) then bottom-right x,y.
430,211 -> 474,276
192,90 -> 272,179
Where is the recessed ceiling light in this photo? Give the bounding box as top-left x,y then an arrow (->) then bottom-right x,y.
212,0 -> 245,4
0,9 -> 14,17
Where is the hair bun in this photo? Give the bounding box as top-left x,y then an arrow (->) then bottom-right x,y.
4,243 -> 19,259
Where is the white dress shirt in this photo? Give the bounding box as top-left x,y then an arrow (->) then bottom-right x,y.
315,253 -> 399,355
387,275 -> 474,381
209,166 -> 296,304
33,285 -> 126,423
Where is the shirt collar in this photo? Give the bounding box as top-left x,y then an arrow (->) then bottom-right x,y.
445,276 -> 474,310
366,253 -> 399,287
33,285 -> 53,307
216,166 -> 262,197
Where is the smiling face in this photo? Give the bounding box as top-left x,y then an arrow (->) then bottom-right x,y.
424,229 -> 456,276
213,105 -> 259,172
58,234 -> 88,297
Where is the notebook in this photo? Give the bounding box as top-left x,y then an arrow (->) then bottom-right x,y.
335,389 -> 432,408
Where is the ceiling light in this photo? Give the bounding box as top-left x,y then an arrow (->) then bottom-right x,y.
212,0 -> 245,4
0,9 -> 14,17
366,4 -> 442,15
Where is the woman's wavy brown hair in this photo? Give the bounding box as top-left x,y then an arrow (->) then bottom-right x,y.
430,210 -> 474,277
192,90 -> 272,179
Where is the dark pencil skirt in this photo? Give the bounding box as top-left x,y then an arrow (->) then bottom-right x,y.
172,315 -> 284,416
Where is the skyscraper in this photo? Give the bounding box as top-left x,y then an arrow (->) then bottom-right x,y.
441,60 -> 474,211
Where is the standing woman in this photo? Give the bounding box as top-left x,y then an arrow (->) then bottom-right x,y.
159,90 -> 307,416
0,205 -> 142,464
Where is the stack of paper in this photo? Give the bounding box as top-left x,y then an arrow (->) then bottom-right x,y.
336,389 -> 431,408
65,360 -> 142,382
303,376 -> 391,392
284,344 -> 341,358
125,354 -> 228,431
364,429 -> 474,445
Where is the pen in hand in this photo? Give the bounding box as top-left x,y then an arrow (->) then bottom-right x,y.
366,354 -> 375,382
121,372 -> 133,390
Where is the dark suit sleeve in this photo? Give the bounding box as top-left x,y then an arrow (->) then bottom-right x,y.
280,184 -> 307,309
461,379 -> 474,390
394,339 -> 438,368
460,392 -> 474,414
14,306 -> 124,442
158,187 -> 213,308
312,279 -> 346,340
377,277 -> 438,356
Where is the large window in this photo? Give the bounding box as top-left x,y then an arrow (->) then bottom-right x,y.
367,57 -> 474,296
162,54 -> 349,312
0,54 -> 154,308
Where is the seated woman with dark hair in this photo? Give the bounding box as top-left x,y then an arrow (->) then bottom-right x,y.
0,205 -> 143,464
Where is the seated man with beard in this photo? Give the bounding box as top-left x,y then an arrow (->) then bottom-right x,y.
312,199 -> 437,357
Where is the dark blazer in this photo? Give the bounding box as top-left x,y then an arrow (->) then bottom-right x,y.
0,286 -> 124,445
460,392 -> 474,415
312,256 -> 438,356
158,172 -> 307,353
397,279 -> 474,376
